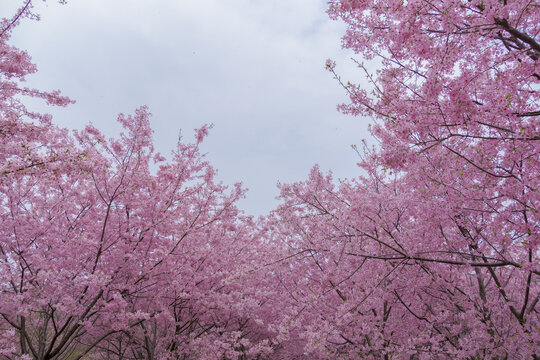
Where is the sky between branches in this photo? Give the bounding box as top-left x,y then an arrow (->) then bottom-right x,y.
6,0 -> 371,216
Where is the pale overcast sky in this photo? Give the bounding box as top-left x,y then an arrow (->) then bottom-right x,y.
6,0 -> 371,216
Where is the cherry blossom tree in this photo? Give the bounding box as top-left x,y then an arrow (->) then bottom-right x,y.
269,0 -> 539,358
1,104 -> 277,359
2,0 -> 538,359
0,3 -> 278,359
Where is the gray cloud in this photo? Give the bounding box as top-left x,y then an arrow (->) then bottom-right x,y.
10,0 -> 372,215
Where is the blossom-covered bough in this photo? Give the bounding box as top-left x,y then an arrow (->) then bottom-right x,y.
0,2 -> 278,359
269,0 -> 539,358
0,0 -> 538,359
